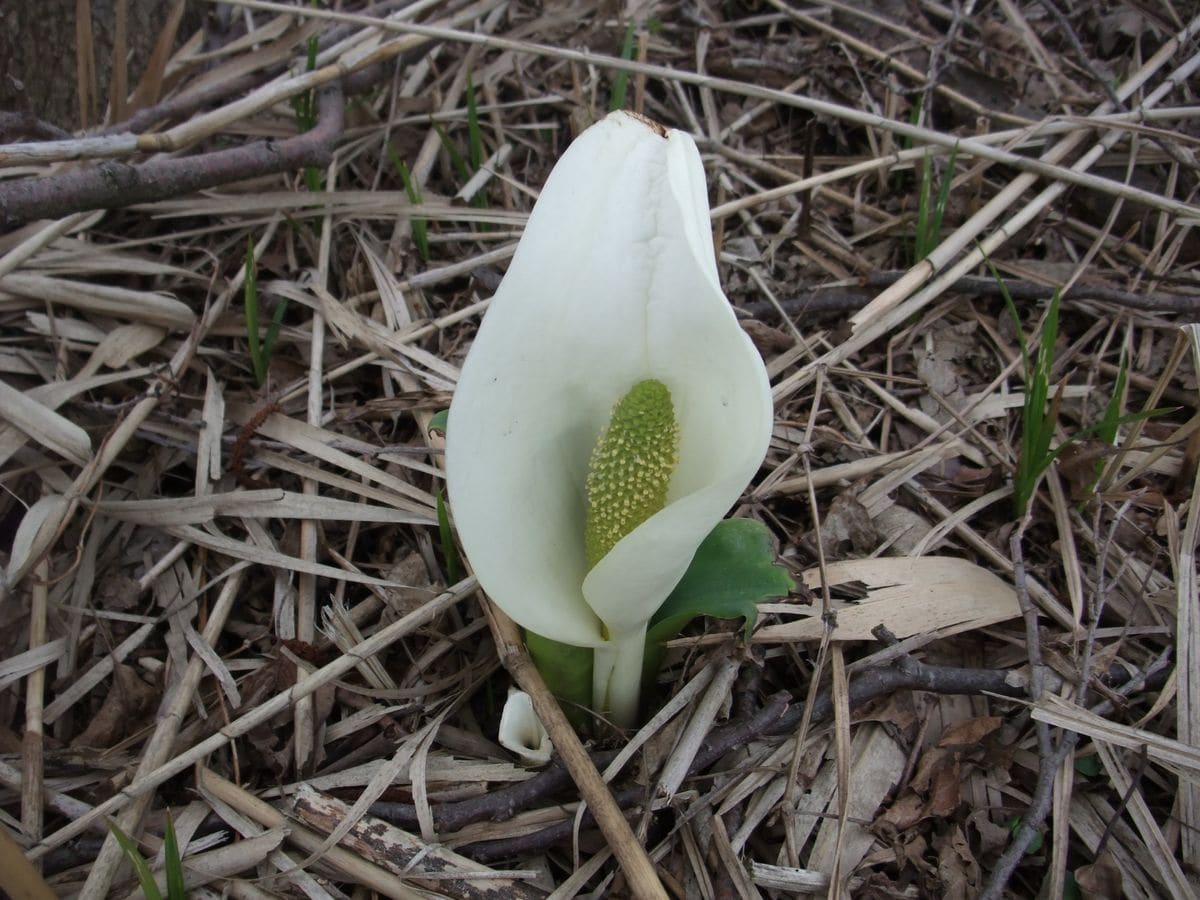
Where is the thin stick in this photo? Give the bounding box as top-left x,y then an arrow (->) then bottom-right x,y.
200,768 -> 425,898
484,603 -> 668,900
199,0 -> 1200,218
21,557 -> 49,862
978,534 -> 1079,898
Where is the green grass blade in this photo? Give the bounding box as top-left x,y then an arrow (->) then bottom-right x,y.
436,489 -> 461,584
1031,288 -> 1061,457
162,811 -> 187,900
302,162 -> 323,194
892,95 -> 923,192
463,75 -> 489,211
432,122 -> 472,184
387,147 -> 430,260
1039,289 -> 1061,381
985,256 -> 1062,517
915,144 -> 956,261
466,73 -> 484,172
1090,348 -> 1131,493
294,24 -> 322,192
984,255 -> 1028,366
261,294 -> 289,368
1097,349 -> 1128,446
1049,406 -> 1176,467
1016,288 -> 1062,515
106,820 -> 164,900
609,22 -> 637,111
915,152 -> 932,260
926,143 -> 959,255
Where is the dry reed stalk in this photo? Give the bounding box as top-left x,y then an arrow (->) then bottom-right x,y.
1,1 -> 1195,894
191,0 -> 1200,217
76,569 -> 247,899
29,577 -> 477,861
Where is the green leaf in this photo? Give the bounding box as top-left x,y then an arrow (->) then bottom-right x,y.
387,147 -> 430,260
1097,349 -> 1128,447
162,810 -> 187,900
915,151 -> 932,260
525,630 -> 592,731
428,409 -> 449,433
609,22 -> 637,112
261,292 -> 289,369
296,24 -> 322,191
1074,754 -> 1102,778
646,518 -> 794,650
466,73 -> 484,172
985,254 -> 1063,517
915,143 -> 958,261
107,820 -> 163,900
432,122 -> 472,185
1007,815 -> 1044,854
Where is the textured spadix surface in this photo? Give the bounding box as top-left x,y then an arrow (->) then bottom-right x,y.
446,110 -> 773,716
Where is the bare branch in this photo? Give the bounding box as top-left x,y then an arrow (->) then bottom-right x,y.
0,85 -> 345,230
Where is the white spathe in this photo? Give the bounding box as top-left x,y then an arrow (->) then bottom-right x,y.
446,110 -> 773,724
497,689 -> 553,765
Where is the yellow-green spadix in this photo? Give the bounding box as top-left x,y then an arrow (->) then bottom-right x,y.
446,111 -> 773,726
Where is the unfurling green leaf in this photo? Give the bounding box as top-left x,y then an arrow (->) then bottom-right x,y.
645,518 -> 794,674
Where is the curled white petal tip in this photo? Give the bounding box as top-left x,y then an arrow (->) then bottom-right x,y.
498,689 -> 552,765
447,111 -> 774,716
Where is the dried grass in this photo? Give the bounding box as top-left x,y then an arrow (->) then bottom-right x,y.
2,0 -> 1199,897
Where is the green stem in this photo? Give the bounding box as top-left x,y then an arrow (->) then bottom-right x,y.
525,629 -> 593,731
592,626 -> 647,728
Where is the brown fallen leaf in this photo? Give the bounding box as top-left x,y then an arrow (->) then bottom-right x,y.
935,824 -> 981,900
878,790 -> 929,832
1075,850 -> 1123,900
71,662 -> 156,749
938,715 -> 1004,749
925,755 -> 964,819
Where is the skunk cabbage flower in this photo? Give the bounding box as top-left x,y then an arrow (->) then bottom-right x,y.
498,689 -> 552,765
446,111 -> 772,725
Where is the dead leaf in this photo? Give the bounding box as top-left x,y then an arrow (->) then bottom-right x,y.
966,808 -> 1011,855
741,319 -> 794,354
71,663 -> 156,749
1097,10 -> 1146,56
872,504 -> 932,556
934,825 -> 981,900
854,690 -> 917,728
1075,850 -> 1123,899
807,493 -> 877,559
937,716 -> 1004,749
754,557 -> 1021,643
925,756 -> 964,819
879,790 -> 928,832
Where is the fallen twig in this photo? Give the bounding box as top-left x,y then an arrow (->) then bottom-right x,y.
743,270 -> 1200,319
0,83 -> 347,230
368,648 -> 1030,861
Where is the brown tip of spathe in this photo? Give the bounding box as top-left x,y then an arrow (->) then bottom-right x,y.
624,111 -> 668,138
